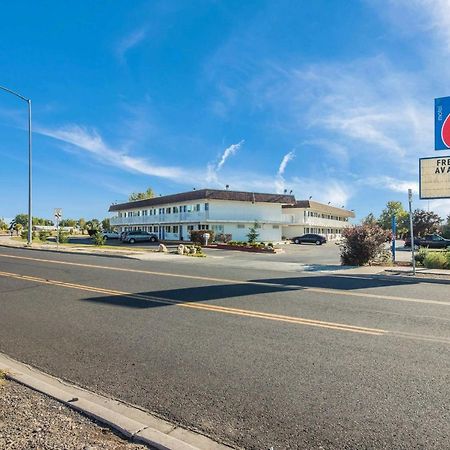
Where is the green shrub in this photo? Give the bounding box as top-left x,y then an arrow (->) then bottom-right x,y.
414,248 -> 427,266
58,231 -> 69,244
423,252 -> 449,269
92,232 -> 105,246
39,231 -> 50,242
247,221 -> 260,244
20,230 -> 28,240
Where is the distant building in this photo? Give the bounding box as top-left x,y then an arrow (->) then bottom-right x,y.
109,188 -> 295,242
282,201 -> 354,240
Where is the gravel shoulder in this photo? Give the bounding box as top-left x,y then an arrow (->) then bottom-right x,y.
0,375 -> 151,450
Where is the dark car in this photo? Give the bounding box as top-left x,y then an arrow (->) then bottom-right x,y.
291,234 -> 327,245
122,230 -> 158,244
404,234 -> 450,249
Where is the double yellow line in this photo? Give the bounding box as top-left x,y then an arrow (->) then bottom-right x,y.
0,270 -> 385,336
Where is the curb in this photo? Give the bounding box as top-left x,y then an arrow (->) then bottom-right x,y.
0,353 -> 233,450
0,242 -> 147,261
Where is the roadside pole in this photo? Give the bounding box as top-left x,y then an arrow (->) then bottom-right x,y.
391,215 -> 396,264
54,208 -> 62,250
408,189 -> 416,275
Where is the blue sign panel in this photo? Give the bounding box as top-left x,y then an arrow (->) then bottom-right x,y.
435,97 -> 450,150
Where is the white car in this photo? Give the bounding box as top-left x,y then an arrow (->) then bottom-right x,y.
102,231 -> 120,240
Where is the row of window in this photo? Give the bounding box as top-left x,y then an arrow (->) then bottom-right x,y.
118,203 -> 209,218
305,211 -> 348,221
305,227 -> 344,234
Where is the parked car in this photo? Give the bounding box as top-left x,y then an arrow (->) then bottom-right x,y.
102,231 -> 120,240
291,234 -> 327,245
122,230 -> 158,244
404,234 -> 450,249
119,231 -> 129,241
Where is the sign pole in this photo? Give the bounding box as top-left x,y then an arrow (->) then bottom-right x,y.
54,208 -> 62,250
408,189 -> 416,276
391,215 -> 396,264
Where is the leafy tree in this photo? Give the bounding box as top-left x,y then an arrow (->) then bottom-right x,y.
340,224 -> 391,266
13,214 -> 53,227
0,218 -> 8,231
59,219 -> 77,227
85,219 -> 100,236
247,221 -> 260,244
412,209 -> 442,236
101,218 -> 111,231
362,213 -> 377,225
14,214 -> 29,228
378,201 -> 409,237
78,218 -> 87,234
128,187 -> 155,201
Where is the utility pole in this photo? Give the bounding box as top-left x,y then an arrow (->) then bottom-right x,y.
408,189 -> 416,276
0,85 -> 32,245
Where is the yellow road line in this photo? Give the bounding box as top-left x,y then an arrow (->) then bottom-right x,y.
0,270 -> 385,336
0,253 -> 449,307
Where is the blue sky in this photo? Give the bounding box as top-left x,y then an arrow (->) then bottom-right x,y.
1,0 -> 450,222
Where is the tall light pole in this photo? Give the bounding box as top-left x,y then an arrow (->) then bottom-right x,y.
0,85 -> 32,245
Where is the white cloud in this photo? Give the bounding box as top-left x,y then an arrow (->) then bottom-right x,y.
217,140 -> 244,171
277,150 -> 295,176
36,124 -> 190,182
360,176 -> 419,194
116,28 -> 147,63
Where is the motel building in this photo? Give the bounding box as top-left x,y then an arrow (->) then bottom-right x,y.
281,200 -> 355,241
109,188 -> 354,242
109,189 -> 295,242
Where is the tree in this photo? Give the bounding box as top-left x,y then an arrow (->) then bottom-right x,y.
362,213 -> 377,225
78,218 -> 87,234
101,218 -> 111,231
14,214 -> 29,228
59,219 -> 77,227
340,224 -> 391,266
247,221 -> 260,244
85,219 -> 100,236
378,201 -> 409,237
13,214 -> 53,228
128,187 -> 155,201
0,218 -> 7,231
412,209 -> 442,236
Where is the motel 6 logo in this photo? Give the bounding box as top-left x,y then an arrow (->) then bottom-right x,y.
435,96 -> 450,150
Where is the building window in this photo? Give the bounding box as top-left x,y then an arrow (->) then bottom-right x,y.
205,203 -> 209,211
154,226 -> 159,232
173,206 -> 179,213
195,204 -> 200,211
173,225 -> 179,234
166,207 -> 171,214
237,224 -> 245,229
165,226 -> 171,233
182,205 -> 187,212
273,225 -> 279,229
187,225 -> 194,231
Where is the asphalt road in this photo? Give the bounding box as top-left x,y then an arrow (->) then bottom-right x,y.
0,246 -> 449,449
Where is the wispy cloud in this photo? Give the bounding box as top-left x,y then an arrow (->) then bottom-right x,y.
36,124 -> 190,181
359,176 -> 419,194
217,140 -> 244,171
206,140 -> 244,185
277,150 -> 295,176
116,27 -> 147,63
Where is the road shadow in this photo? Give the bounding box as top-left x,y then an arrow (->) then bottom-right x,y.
80,282 -> 300,309
251,273 -> 450,289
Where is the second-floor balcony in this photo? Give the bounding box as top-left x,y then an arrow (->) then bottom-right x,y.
282,215 -> 350,228
110,211 -> 208,226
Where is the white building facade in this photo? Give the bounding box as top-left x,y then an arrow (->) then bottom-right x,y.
282,201 -> 354,240
109,189 -> 295,242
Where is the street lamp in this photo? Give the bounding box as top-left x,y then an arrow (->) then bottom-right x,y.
0,85 -> 32,245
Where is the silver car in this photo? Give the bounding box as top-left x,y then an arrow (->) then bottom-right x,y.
122,231 -> 158,244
